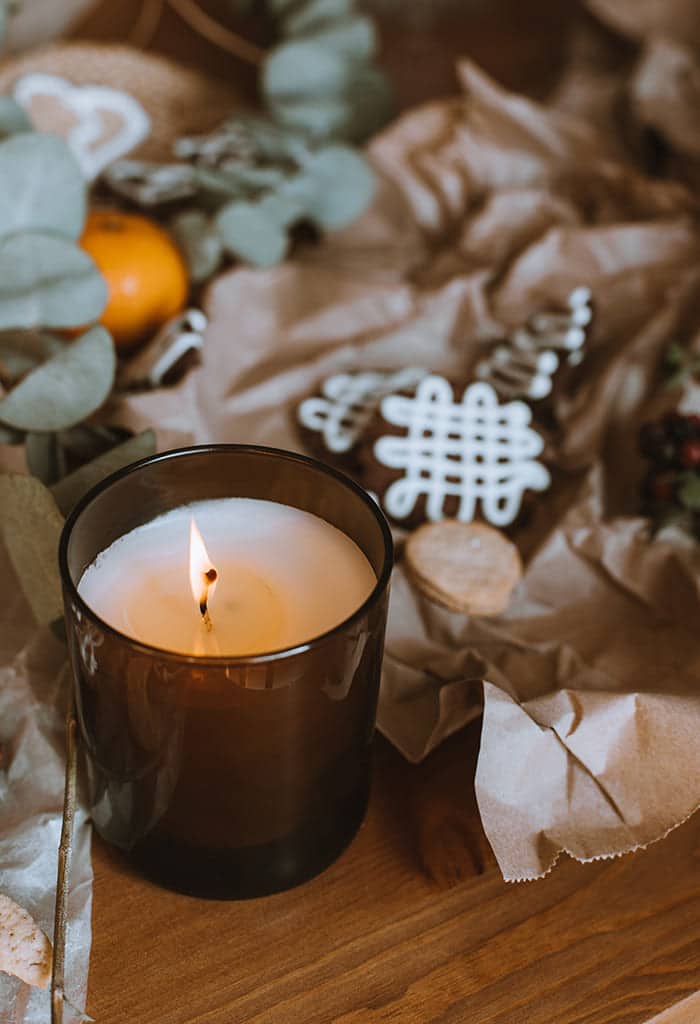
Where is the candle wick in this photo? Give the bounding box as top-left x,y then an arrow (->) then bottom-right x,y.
200,567 -> 217,632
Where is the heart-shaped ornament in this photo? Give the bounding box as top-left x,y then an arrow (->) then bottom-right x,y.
13,72 -> 150,180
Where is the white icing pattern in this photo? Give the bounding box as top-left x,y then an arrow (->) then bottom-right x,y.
13,73 -> 150,181
298,368 -> 427,454
475,286 -> 593,400
375,376 -> 550,526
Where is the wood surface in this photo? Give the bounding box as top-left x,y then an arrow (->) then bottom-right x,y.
90,720 -> 700,1024
73,4 -> 698,1021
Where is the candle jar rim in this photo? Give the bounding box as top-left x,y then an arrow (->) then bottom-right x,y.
58,443 -> 394,666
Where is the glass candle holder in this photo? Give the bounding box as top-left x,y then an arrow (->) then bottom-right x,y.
59,445 -> 393,899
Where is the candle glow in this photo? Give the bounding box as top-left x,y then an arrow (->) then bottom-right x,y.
77,498 -> 377,657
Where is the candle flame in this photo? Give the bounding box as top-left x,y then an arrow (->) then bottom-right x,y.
189,518 -> 218,623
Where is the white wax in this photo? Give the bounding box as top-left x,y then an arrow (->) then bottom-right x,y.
78,498 -> 377,656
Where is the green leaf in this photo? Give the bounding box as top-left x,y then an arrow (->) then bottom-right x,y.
215,193 -> 303,266
0,473 -> 65,626
0,233 -> 107,330
284,144 -> 375,229
0,97 -> 32,139
678,472 -> 700,510
51,429 -> 157,517
0,133 -> 86,240
265,46 -> 393,141
264,40 -> 355,106
170,210 -> 224,284
0,330 -> 63,381
302,16 -> 376,61
0,326 -> 115,431
25,431 -> 64,485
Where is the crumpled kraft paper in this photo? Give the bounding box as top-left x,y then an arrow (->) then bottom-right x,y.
108,56 -> 700,880
0,544 -> 92,1022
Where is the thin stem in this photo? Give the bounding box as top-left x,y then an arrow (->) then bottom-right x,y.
165,0 -> 265,66
128,0 -> 165,48
51,672 -> 79,1024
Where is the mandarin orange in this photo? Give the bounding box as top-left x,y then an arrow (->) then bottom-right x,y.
80,210 -> 189,352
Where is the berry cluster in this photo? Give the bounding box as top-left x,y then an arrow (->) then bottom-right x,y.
639,411 -> 700,538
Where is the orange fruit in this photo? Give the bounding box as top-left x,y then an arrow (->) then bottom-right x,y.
80,209 -> 189,352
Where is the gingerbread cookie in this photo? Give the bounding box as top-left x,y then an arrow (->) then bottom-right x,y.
296,367 -> 427,463
405,520 -> 522,615
360,375 -> 551,529
475,287 -> 593,402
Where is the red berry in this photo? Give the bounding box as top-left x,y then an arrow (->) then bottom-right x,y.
680,439 -> 700,468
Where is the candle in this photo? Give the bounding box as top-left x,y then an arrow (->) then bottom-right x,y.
60,445 -> 392,898
78,498 -> 377,657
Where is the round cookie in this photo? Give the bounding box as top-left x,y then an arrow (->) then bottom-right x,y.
404,520 -> 522,615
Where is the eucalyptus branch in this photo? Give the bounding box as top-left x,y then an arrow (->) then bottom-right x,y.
51,670 -> 79,1024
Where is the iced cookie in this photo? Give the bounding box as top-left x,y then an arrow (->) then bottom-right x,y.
474,287 -> 593,402
296,367 -> 427,465
405,520 -> 522,615
360,375 -> 551,529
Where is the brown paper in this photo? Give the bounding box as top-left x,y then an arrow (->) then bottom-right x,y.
642,992 -> 700,1024
104,52 -> 700,880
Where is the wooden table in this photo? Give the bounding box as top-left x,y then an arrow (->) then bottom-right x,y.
70,5 -> 697,1021
90,719 -> 700,1023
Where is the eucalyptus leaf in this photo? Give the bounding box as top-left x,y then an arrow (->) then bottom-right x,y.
0,233 -> 107,330
300,16 -> 376,61
51,429 -> 157,517
26,431 -> 63,485
0,326 -> 115,432
264,39 -> 354,104
269,97 -> 353,142
0,330 -> 63,381
265,46 -> 392,141
191,164 -> 284,201
0,473 -> 65,626
170,210 -> 223,284
0,133 -> 86,240
215,194 -> 303,266
284,144 -> 375,229
216,162 -> 289,192
0,97 -> 31,139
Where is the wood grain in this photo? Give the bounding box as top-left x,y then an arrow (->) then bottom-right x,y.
89,722 -> 700,1024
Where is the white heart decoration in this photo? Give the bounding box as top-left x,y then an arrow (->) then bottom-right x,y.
13,72 -> 151,181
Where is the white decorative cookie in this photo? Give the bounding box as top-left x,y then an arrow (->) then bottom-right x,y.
297,367 -> 426,455
374,376 -> 550,526
13,73 -> 150,180
476,286 -> 593,400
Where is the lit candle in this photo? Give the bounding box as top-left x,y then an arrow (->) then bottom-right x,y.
61,445 -> 393,898
78,498 -> 377,657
